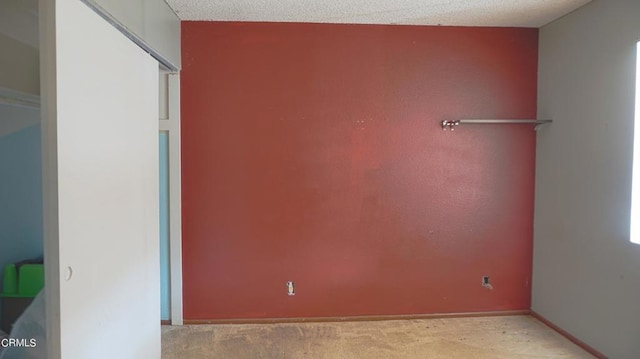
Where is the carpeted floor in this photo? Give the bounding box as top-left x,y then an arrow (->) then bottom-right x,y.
162,315 -> 595,359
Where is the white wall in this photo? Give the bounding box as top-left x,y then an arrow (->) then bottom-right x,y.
41,0 -> 160,357
0,9 -> 41,136
534,0 -> 640,358
0,0 -> 39,49
0,32 -> 39,95
0,103 -> 40,137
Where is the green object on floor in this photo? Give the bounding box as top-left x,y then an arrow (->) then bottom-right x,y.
2,264 -> 18,295
1,264 -> 44,298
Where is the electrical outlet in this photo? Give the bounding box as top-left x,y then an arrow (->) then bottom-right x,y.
286,281 -> 295,296
482,276 -> 493,290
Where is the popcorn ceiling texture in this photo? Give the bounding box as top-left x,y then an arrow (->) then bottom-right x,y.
166,0 -> 590,27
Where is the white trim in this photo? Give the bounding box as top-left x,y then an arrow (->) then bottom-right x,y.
159,119 -> 170,131
40,0 -> 62,356
159,71 -> 169,121
166,73 -> 183,325
631,42 -> 640,244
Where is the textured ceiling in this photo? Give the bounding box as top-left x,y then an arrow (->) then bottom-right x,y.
166,0 -> 591,27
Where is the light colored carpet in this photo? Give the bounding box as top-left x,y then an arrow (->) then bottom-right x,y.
162,315 -> 595,359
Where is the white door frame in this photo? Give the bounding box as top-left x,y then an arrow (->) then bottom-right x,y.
159,71 -> 183,325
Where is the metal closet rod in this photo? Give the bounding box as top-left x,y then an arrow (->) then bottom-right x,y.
441,119 -> 552,131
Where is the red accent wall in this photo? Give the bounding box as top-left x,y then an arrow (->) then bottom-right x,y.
181,22 -> 538,320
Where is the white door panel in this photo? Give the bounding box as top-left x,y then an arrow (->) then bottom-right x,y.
42,0 -> 160,358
